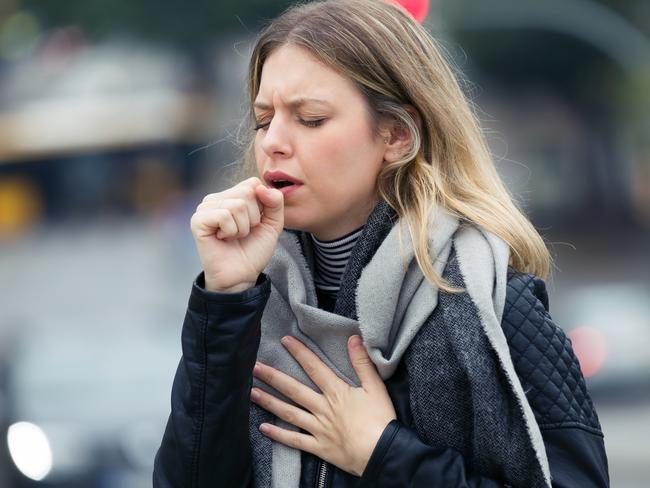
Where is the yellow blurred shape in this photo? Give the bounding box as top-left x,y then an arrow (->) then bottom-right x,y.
0,177 -> 41,238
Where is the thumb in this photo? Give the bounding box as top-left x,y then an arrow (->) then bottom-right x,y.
348,335 -> 381,389
256,185 -> 284,231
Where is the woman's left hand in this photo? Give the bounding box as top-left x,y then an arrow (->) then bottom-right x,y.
250,334 -> 397,477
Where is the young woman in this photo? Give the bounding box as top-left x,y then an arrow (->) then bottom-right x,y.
153,0 -> 609,486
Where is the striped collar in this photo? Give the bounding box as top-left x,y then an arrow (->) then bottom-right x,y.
309,225 -> 365,295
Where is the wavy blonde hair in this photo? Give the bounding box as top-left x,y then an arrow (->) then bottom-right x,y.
237,0 -> 551,291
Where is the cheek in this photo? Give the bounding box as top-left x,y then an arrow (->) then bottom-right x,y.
253,139 -> 264,174
320,129 -> 382,183
313,124 -> 376,171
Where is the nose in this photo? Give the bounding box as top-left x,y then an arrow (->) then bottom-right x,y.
259,113 -> 293,159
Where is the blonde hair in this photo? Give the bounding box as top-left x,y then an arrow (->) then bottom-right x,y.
237,0 -> 551,291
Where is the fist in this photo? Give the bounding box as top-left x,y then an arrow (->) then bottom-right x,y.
190,177 -> 284,292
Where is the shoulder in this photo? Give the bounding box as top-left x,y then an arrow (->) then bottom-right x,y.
502,267 -> 603,435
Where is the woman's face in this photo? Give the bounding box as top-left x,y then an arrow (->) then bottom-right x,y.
253,44 -> 388,240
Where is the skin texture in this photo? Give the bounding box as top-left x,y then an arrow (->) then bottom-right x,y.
254,44 -> 392,241
190,178 -> 285,293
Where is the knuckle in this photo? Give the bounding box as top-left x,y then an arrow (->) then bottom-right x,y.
291,432 -> 303,449
283,409 -> 296,425
220,208 -> 234,220
264,368 -> 275,383
353,357 -> 372,367
233,199 -> 248,212
250,208 -> 262,225
328,388 -> 346,408
201,193 -> 218,203
285,384 -> 301,400
304,363 -> 319,379
259,393 -> 272,409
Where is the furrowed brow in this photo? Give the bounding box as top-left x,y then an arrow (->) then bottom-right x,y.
253,97 -> 332,110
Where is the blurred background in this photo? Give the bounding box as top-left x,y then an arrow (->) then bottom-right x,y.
0,0 -> 648,486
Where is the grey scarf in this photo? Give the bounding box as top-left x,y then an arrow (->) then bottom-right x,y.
250,203 -> 551,487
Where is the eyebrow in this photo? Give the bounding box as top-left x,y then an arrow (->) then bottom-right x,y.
253,97 -> 333,110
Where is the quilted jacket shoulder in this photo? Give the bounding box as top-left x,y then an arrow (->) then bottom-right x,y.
503,268 -> 603,435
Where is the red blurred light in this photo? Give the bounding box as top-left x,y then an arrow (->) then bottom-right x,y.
384,0 -> 431,23
568,326 -> 608,378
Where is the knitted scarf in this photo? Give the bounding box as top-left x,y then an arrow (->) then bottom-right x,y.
249,201 -> 551,487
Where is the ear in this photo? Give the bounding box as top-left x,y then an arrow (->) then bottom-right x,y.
380,105 -> 422,163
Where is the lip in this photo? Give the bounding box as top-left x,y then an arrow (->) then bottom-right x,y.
263,171 -> 304,197
263,171 -> 304,187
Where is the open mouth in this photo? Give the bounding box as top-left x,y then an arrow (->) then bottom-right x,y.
263,171 -> 303,191
271,180 -> 294,189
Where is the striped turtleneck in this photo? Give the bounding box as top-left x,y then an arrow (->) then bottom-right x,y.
309,225 -> 364,296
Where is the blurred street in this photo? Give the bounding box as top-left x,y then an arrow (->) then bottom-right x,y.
1,0 -> 649,486
598,400 -> 650,488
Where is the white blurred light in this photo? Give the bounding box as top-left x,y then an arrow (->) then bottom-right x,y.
7,421 -> 53,481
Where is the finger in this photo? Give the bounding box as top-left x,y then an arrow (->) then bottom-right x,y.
221,203 -> 249,239
250,387 -> 318,433
201,178 -> 263,211
253,362 -> 323,413
255,185 -> 284,230
280,336 -> 342,396
240,176 -> 263,190
243,187 -> 263,228
347,335 -> 382,389
190,208 -> 238,239
258,422 -> 319,455
203,185 -> 263,229
238,178 -> 265,219
207,199 -> 250,239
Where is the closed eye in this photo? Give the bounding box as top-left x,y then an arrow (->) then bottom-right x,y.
300,118 -> 325,128
253,121 -> 270,131
253,118 -> 326,131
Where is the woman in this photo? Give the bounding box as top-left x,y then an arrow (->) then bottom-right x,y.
154,0 -> 609,486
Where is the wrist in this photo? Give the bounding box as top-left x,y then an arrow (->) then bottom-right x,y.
351,456 -> 371,478
351,420 -> 395,477
206,281 -> 257,293
202,272 -> 259,293
357,420 -> 400,483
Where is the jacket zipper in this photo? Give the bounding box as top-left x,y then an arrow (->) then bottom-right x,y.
316,460 -> 329,488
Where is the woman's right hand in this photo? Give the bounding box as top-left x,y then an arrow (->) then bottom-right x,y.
190,177 -> 284,293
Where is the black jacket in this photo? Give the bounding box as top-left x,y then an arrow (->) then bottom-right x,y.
153,269 -> 609,487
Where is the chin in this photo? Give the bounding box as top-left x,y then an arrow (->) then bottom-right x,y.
282,222 -> 314,234
282,212 -> 318,234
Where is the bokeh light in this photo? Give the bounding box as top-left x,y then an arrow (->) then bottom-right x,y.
568,326 -> 609,378
385,0 -> 430,23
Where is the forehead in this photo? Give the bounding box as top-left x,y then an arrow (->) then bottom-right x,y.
255,44 -> 360,107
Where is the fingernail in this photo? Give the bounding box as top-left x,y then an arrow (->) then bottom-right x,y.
349,335 -> 362,348
281,336 -> 292,346
250,388 -> 260,400
253,362 -> 262,374
259,423 -> 270,433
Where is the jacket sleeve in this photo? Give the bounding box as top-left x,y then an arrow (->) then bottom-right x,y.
153,271 -> 271,488
357,419 -> 504,487
501,271 -> 610,488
